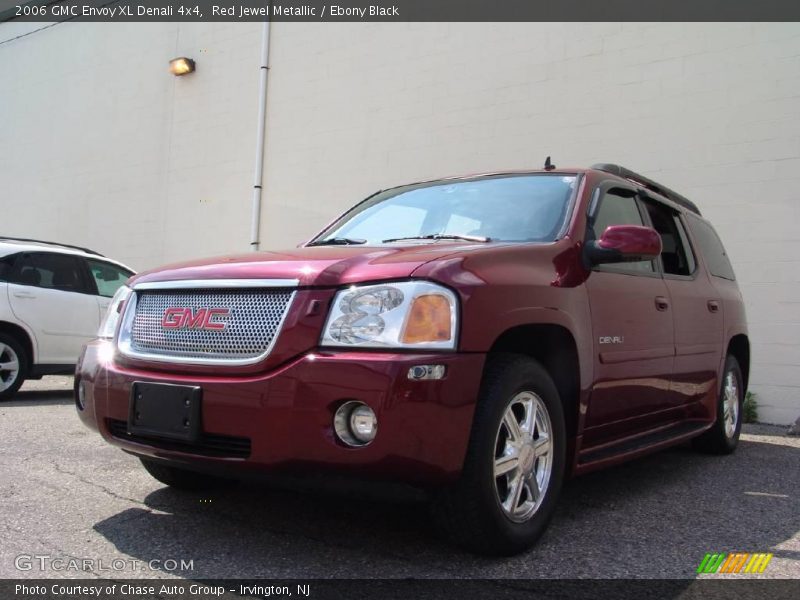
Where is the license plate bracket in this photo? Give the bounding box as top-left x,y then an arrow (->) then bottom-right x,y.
128,382 -> 202,442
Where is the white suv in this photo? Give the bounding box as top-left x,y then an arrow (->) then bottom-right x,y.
0,238 -> 134,400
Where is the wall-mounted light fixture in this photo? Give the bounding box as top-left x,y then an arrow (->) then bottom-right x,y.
169,57 -> 196,76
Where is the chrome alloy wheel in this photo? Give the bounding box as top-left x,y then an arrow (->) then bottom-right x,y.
493,391 -> 553,523
0,342 -> 21,393
723,371 -> 740,438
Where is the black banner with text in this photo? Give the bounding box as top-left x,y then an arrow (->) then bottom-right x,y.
2,0 -> 800,23
4,579 -> 800,600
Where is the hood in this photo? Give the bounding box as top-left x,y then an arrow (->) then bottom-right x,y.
130,243 -> 493,288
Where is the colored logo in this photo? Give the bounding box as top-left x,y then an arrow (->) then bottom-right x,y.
697,552 -> 773,574
161,307 -> 230,331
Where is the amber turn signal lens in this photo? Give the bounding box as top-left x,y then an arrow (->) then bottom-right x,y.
401,294 -> 452,343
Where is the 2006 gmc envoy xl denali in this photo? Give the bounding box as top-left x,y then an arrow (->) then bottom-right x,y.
76,162 -> 748,555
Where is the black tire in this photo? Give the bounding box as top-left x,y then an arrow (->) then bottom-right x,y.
432,353 -> 566,556
0,333 -> 29,401
139,458 -> 234,491
692,355 -> 744,455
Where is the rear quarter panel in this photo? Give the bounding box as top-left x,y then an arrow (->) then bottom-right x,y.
714,276 -> 748,367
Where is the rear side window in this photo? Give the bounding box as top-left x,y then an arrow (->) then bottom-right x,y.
686,215 -> 736,280
11,253 -> 88,293
642,201 -> 696,276
0,254 -> 17,281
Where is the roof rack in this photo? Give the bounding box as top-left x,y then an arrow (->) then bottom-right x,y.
0,237 -> 104,257
591,163 -> 701,216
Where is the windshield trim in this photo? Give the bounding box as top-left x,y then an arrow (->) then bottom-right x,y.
307,172 -> 582,247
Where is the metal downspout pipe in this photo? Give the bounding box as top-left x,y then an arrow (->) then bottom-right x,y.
250,17 -> 271,251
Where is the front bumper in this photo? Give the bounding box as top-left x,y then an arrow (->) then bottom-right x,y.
76,341 -> 485,485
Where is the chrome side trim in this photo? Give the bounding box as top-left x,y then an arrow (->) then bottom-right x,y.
133,278 -> 300,291
116,288 -> 297,367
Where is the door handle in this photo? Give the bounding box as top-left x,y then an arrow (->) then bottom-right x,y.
13,291 -> 36,299
655,296 -> 670,311
707,300 -> 720,313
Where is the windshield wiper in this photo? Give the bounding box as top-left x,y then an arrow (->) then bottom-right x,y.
382,234 -> 491,243
308,237 -> 367,246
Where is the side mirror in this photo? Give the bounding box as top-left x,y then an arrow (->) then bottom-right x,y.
585,225 -> 662,266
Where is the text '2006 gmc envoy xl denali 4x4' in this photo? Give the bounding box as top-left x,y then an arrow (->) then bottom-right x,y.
76,162 -> 748,555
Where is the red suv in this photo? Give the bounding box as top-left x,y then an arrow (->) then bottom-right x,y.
76,163 -> 748,555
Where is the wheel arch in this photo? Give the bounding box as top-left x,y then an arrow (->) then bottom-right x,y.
488,324 -> 581,448
727,334 -> 750,390
0,320 -> 36,366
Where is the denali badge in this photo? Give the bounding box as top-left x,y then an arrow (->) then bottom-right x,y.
161,307 -> 230,331
599,336 -> 624,344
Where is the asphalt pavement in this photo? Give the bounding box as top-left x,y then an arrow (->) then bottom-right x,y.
1,376 -> 798,580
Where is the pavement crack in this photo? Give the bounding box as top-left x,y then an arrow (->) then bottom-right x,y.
51,461 -> 150,507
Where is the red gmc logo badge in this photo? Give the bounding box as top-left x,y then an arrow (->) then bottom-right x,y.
161,307 -> 230,331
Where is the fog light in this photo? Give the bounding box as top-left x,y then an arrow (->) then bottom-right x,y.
334,401 -> 377,447
350,405 -> 377,441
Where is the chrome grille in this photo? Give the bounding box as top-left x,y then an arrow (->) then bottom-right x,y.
125,288 -> 294,363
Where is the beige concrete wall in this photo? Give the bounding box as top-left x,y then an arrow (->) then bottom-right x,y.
0,21 -> 263,269
1,22 -> 798,423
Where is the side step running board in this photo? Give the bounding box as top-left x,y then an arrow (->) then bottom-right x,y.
578,421 -> 710,465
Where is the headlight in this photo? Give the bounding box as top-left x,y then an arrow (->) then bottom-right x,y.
98,285 -> 132,340
320,281 -> 458,349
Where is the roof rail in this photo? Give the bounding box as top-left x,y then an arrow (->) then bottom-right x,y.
0,237 -> 104,257
591,163 -> 701,216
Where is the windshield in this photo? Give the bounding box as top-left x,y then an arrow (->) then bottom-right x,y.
312,174 -> 578,245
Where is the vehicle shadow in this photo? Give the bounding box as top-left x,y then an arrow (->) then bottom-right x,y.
92,429 -> 799,579
2,389 -> 74,406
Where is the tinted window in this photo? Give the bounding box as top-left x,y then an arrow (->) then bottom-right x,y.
316,174 -> 578,244
686,215 -> 735,280
0,254 -> 17,282
674,217 -> 697,274
591,189 -> 654,274
86,259 -> 132,297
12,253 -> 86,292
643,201 -> 696,276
